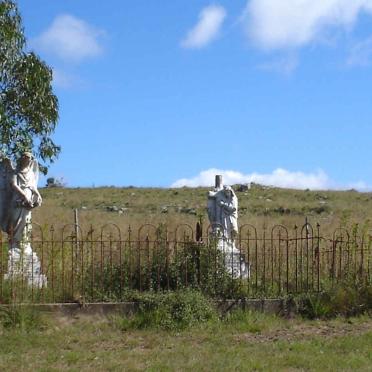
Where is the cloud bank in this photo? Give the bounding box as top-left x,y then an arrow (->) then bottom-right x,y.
52,68 -> 73,88
34,14 -> 104,62
258,54 -> 299,75
181,5 -> 226,49
243,0 -> 372,50
171,168 -> 370,191
347,36 -> 372,66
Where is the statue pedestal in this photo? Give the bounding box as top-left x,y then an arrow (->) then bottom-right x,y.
218,239 -> 250,279
4,245 -> 47,288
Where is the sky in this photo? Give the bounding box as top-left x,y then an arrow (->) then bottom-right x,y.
15,0 -> 372,190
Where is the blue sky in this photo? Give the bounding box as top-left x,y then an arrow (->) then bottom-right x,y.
16,0 -> 372,189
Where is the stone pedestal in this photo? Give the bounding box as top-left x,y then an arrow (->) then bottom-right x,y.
5,244 -> 47,288
218,239 -> 250,279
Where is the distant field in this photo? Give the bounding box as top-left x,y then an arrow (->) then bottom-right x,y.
34,185 -> 372,236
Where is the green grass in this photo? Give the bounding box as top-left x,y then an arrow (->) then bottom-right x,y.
0,311 -> 371,371
0,304 -> 46,330
1,186 -> 369,369
34,185 -> 372,236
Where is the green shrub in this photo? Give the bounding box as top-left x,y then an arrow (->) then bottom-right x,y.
297,283 -> 372,319
297,292 -> 333,319
113,289 -> 217,331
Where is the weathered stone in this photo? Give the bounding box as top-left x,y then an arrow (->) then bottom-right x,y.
24,299 -> 291,316
262,299 -> 284,314
179,207 -> 197,215
274,207 -> 291,215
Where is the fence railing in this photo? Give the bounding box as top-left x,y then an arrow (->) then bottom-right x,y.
0,221 -> 371,303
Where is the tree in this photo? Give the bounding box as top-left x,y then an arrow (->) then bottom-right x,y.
0,0 -> 60,173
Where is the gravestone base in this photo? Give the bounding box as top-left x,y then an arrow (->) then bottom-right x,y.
4,244 -> 47,288
218,239 -> 250,279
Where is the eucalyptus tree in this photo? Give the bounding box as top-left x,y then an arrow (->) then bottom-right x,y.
0,0 -> 60,172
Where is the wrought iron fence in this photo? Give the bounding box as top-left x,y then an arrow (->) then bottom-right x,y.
0,221 -> 371,303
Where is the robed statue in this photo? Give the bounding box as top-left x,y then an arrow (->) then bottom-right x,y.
208,184 -> 238,240
207,175 -> 249,279
0,152 -> 46,287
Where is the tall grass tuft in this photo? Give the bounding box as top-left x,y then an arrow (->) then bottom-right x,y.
0,305 -> 46,331
297,282 -> 372,319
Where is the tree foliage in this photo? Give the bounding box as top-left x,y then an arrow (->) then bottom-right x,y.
0,0 -> 60,172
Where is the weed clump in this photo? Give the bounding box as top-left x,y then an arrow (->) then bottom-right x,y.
0,305 -> 46,331
113,289 -> 217,330
297,283 -> 372,319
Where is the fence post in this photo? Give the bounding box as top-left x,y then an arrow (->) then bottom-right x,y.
0,231 -> 2,302
74,209 -> 79,239
316,223 -> 321,293
196,221 -> 202,286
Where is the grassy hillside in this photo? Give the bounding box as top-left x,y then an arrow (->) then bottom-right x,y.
33,184 -> 372,236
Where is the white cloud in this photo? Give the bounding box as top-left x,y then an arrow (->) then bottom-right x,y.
171,168 -> 331,189
258,54 -> 299,75
171,168 -> 371,191
348,180 -> 370,191
34,14 -> 104,62
181,5 -> 226,49
51,68 -> 86,89
347,37 -> 372,66
243,0 -> 372,50
52,68 -> 73,88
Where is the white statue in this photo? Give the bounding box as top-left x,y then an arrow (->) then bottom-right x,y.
208,185 -> 238,240
0,152 -> 46,287
208,175 -> 249,279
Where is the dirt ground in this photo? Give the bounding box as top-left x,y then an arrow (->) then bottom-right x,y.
236,317 -> 372,343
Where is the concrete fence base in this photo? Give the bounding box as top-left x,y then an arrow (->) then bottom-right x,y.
3,299 -> 295,317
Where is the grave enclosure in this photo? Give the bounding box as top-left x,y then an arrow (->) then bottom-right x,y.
1,166 -> 371,305
0,219 -> 371,304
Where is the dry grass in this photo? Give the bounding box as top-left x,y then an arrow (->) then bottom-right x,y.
33,185 -> 372,236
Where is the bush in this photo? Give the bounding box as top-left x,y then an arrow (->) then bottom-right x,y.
45,177 -> 66,188
113,290 -> 217,331
297,283 -> 372,319
297,292 -> 333,319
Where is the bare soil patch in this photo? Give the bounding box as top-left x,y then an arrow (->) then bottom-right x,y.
236,318 -> 372,343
